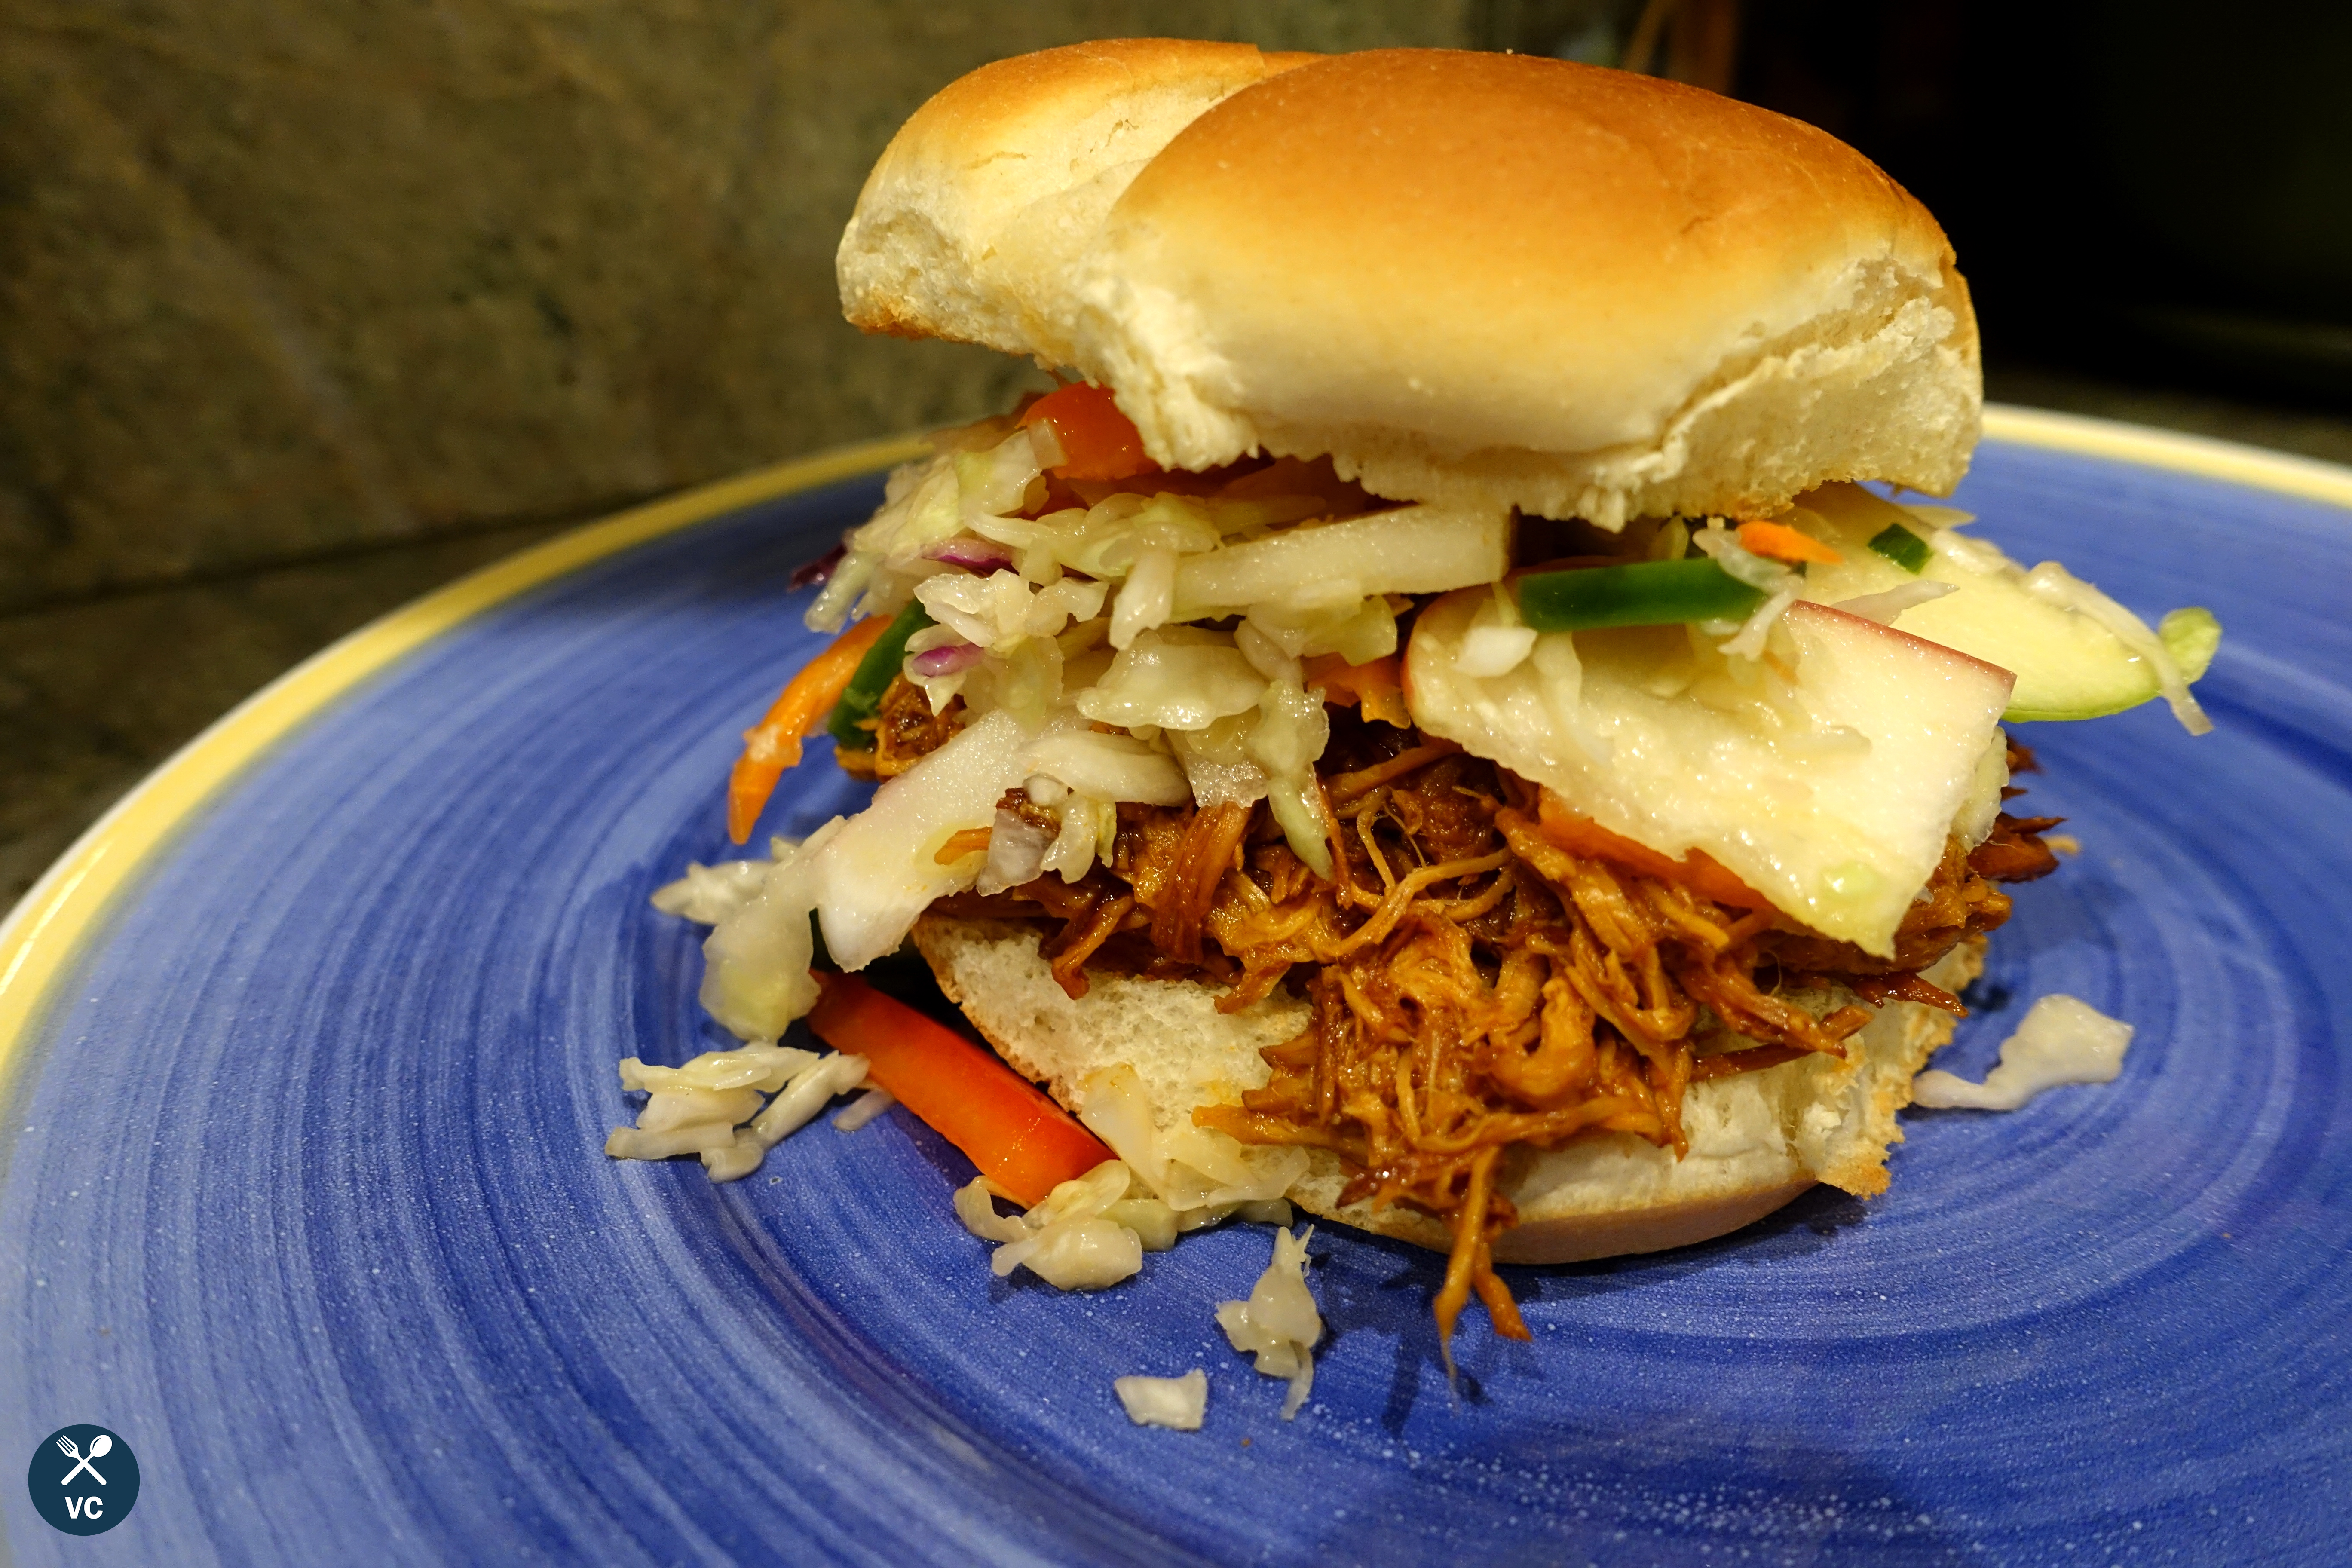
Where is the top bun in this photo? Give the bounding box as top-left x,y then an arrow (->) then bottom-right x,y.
841,44 -> 1980,527
838,40 -> 1320,369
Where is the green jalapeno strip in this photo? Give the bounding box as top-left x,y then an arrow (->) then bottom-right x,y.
1868,522 -> 1932,574
826,599 -> 934,749
1515,558 -> 1767,632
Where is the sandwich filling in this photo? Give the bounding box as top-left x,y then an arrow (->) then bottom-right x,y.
930,713 -> 2056,1340
663,384 -> 2208,1343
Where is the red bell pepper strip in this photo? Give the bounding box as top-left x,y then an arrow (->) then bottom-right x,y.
1018,382 -> 1158,482
806,975 -> 1114,1207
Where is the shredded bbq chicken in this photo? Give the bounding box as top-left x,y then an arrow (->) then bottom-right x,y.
836,682 -> 965,781
922,694 -> 2060,1345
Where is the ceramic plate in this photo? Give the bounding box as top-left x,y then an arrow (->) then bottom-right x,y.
4,413 -> 2347,1565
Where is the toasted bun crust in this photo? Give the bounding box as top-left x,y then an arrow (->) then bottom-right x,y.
912,915 -> 1979,1265
842,45 -> 1980,526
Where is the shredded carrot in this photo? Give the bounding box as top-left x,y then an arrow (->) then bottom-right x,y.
1535,790 -> 1773,910
934,827 -> 992,864
807,975 -> 1114,1207
1018,382 -> 1157,481
1303,652 -> 1410,727
726,616 -> 891,844
1736,519 -> 1842,566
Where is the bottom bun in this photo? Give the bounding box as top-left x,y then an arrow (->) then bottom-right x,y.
911,916 -> 1980,1265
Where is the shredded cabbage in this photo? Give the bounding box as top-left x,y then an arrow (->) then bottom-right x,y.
1899,502 -> 1975,530
1691,522 -> 1792,592
1719,583 -> 1801,660
959,634 -> 1065,727
1217,1225 -> 1322,1419
1244,595 -> 1400,665
807,455 -> 961,631
952,426 -> 1047,520
726,1051 -> 873,1171
1246,675 -> 1333,878
1114,1369 -> 1208,1431
615,1084 -> 763,1157
1231,620 -> 1295,685
809,710 -> 1036,971
950,1093 -> 1311,1329
1223,620 -> 1333,872
1454,584 -> 1537,677
805,424 -> 1051,633
917,570 -> 1105,650
954,1161 -> 1184,1291
952,1178 -> 1032,1243
606,1047 -> 869,1181
970,490 -> 1266,585
1832,579 -> 1958,625
1001,1218 -> 1142,1289
1457,624 -> 1538,677
831,1087 -> 897,1131
649,858 -> 771,925
1167,714 -> 1270,810
1526,631 -> 1611,763
1023,729 -> 1190,806
1109,545 -> 1179,648
1690,524 -> 1803,660
618,1044 -> 816,1095
1173,504 -> 1510,619
1076,1064 -> 1308,1212
698,820 -> 842,1039
1077,630 -> 1266,731
1023,414 -> 1067,467
1029,777 -> 1113,882
1911,994 -> 2134,1110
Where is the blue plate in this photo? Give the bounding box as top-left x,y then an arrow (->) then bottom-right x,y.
3,413 -> 2348,1565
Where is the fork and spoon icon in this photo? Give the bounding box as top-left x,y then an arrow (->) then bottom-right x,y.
55,1433 -> 110,1486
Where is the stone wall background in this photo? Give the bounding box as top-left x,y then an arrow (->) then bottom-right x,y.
2,0 -> 1509,616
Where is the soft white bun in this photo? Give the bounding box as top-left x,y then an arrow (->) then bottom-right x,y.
842,44 -> 1981,527
838,40 -> 1317,372
913,915 -> 1978,1265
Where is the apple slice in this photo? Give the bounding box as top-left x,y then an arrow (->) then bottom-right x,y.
1788,483 -> 2218,722
1406,593 -> 2014,956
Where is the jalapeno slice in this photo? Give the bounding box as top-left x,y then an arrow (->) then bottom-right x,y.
1515,559 -> 1767,632
826,599 -> 934,748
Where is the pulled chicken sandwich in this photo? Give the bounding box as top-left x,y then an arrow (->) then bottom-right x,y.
674,42 -> 2219,1346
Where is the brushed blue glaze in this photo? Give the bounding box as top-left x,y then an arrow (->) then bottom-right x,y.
3,442 -> 2347,1565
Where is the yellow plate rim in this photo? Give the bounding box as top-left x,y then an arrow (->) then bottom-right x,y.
0,410 -> 2342,1072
